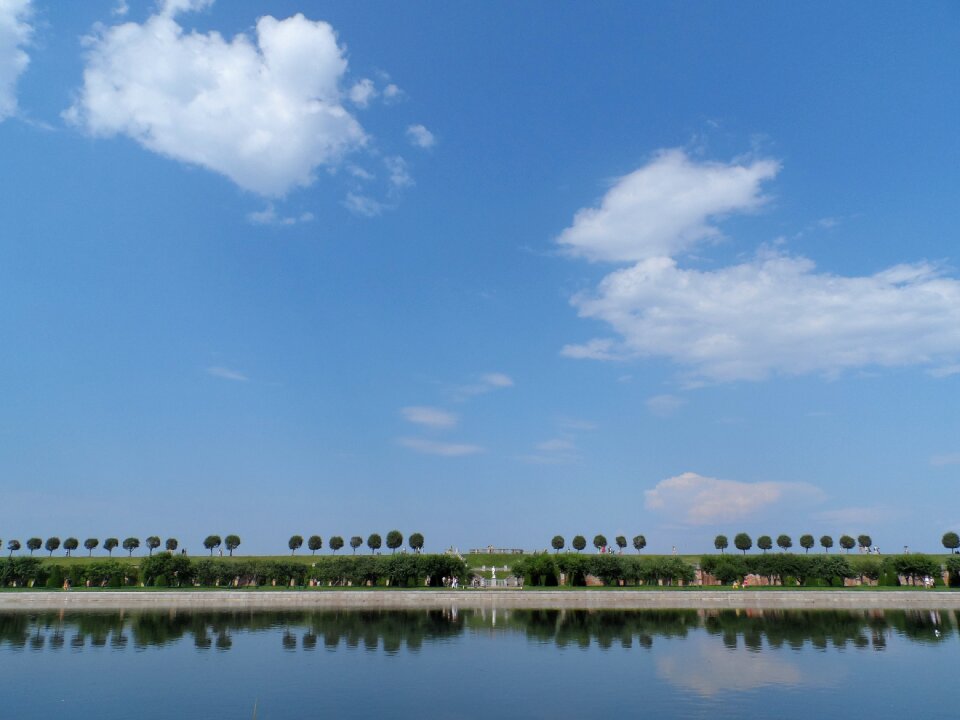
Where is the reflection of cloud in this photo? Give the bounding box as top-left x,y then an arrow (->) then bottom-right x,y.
657,642 -> 803,697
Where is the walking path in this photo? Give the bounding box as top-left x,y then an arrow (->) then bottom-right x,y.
2,589 -> 960,611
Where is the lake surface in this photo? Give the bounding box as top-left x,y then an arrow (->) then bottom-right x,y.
1,607 -> 955,719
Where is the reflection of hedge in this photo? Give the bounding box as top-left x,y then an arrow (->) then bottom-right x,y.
511,554 -> 697,586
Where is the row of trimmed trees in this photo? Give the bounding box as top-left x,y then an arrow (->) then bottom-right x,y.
714,533 -> 874,555
2,537 -> 166,558
286,532 -> 424,556
549,534 -> 647,553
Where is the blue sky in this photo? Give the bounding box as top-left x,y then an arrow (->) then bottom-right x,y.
1,0 -> 958,555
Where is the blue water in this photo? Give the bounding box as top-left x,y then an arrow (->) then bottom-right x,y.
0,608 -> 954,719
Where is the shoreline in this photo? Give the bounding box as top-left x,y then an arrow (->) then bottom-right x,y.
2,589 -> 959,611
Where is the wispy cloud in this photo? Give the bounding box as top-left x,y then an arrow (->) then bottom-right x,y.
646,394 -> 686,417
398,437 -> 483,457
206,366 -> 249,382
815,505 -> 889,527
401,406 -> 457,429
0,0 -> 33,123
451,372 -> 515,400
247,204 -> 314,226
931,453 -> 960,467
644,471 -> 824,525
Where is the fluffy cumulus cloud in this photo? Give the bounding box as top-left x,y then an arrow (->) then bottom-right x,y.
644,471 -> 823,525
557,149 -> 779,263
0,0 -> 32,121
560,149 -> 960,381
406,123 -> 435,148
65,0 -> 366,197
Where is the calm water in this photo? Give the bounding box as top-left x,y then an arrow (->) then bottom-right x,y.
0,607 -> 956,719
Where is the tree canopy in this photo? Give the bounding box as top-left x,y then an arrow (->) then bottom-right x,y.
734,533 -> 752,554
408,533 -> 424,553
593,534 -> 607,551
367,533 -> 382,553
386,530 -> 403,553
288,535 -> 303,555
122,537 -> 140,556
146,536 -> 161,555
64,538 -> 79,556
45,537 -> 61,556
799,534 -> 814,553
942,532 -> 959,552
204,535 -> 222,556
776,534 -> 792,551
757,535 -> 772,553
84,538 -> 99,556
572,535 -> 586,553
820,535 -> 834,552
329,536 -> 344,553
633,535 -> 646,552
225,535 -> 241,556
308,535 -> 323,554
350,536 -> 363,554
104,538 -> 119,556
714,535 -> 728,553
839,535 -> 856,553
551,535 -> 565,552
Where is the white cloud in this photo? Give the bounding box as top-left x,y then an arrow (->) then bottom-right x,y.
646,394 -> 686,417
557,149 -> 780,262
566,252 -> 960,382
206,366 -> 248,382
112,0 -> 130,17
815,505 -> 888,527
406,123 -> 435,148
931,453 -> 960,467
560,149 -> 960,382
644,471 -> 823,525
348,78 -> 377,107
536,438 -> 574,452
246,204 -> 314,226
65,3 -> 366,197
0,0 -> 32,122
343,192 -> 384,217
398,437 -> 482,457
481,372 -> 513,388
385,155 -> 412,189
383,83 -> 402,101
401,406 -> 457,429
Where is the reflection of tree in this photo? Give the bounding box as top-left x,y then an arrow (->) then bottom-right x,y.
1,608 -> 956,654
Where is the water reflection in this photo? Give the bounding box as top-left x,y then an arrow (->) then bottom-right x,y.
0,608 -> 955,655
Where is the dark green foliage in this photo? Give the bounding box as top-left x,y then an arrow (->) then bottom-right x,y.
0,557 -> 42,586
307,535 -> 323,554
122,537 -> 140,556
633,535 -> 646,552
367,533 -> 382,554
820,535 -> 833,553
884,554 -> 940,586
165,538 -> 178,552
945,556 -> 960,586
408,533 -> 424,553
84,538 -> 99,556
7,540 -> 20,557
204,535 -> 222,556
153,574 -> 169,587
224,535 -> 241,556
776,534 -> 792,551
702,554 -> 856,587
592,534 -> 607,551
329,536 -> 344,553
555,553 -> 589,585
942,532 -> 960,552
839,535 -> 855,553
349,536 -> 363,554
45,565 -> 64,588
799,534 -> 814,553
104,538 -> 119,556
551,535 -> 564,552
714,535 -> 728,553
386,530 -> 403,553
26,538 -> 42,555
140,552 -> 195,587
513,554 -> 559,586
45,537 -> 61,557
572,535 -> 586,553
63,538 -> 79,556
734,533 -> 752,554
857,534 -> 872,550
146,536 -> 161,555
288,535 -> 303,554
757,536 -> 772,553
615,536 -> 627,552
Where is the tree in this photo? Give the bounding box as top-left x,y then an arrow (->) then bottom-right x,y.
367,533 -> 382,554
633,535 -> 646,553
104,538 -> 119,556
63,538 -> 79,557
820,535 -> 833,553
572,535 -> 586,553
615,536 -> 627,553
146,536 -> 161,556
350,536 -> 363,554
288,535 -> 303,555
734,533 -> 752,555
551,535 -> 565,553
942,532 -> 960,553
123,537 -> 140,556
329,536 -> 344,553
45,537 -> 61,557
714,535 -> 728,553
409,532 -> 424,553
26,538 -> 41,556
857,534 -> 872,551
386,530 -> 403,554
839,535 -> 855,554
776,534 -> 792,552
593,534 -> 607,552
165,538 -> 178,552
799,534 -> 814,553
7,540 -> 20,557
84,538 -> 99,556
757,535 -> 772,553
307,535 -> 323,555
225,534 -> 241,556
204,535 -> 222,556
